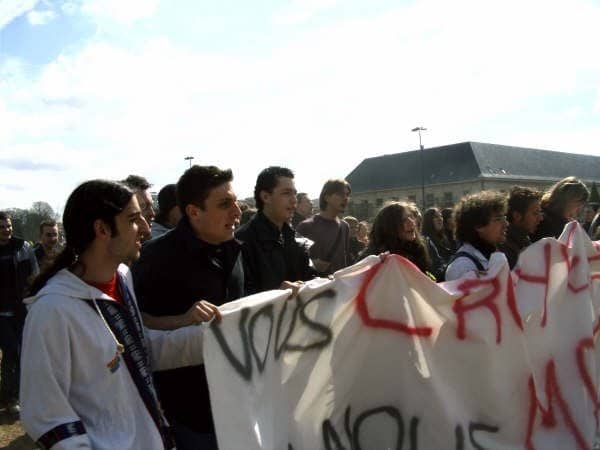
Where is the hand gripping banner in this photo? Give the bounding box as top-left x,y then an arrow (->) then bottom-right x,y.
204,221 -> 600,450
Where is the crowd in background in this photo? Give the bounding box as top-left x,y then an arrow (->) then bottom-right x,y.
0,167 -> 597,449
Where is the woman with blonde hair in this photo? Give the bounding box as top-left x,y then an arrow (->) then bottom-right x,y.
533,176 -> 589,241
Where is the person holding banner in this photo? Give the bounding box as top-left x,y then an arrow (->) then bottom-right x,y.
236,166 -> 315,294
19,180 -> 218,450
445,191 -> 508,281
133,165 -> 244,449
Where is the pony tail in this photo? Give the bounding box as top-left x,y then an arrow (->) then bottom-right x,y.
29,246 -> 77,296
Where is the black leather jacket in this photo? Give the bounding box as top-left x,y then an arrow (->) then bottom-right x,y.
236,211 -> 316,294
0,237 -> 39,315
132,216 -> 244,434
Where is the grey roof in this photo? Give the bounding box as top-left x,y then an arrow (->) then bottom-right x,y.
346,142 -> 600,194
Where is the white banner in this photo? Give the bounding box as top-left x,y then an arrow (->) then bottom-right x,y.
204,222 -> 600,450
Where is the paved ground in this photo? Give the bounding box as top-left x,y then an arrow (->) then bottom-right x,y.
0,350 -> 36,450
0,410 -> 36,450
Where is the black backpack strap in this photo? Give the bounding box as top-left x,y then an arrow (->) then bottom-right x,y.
450,251 -> 485,271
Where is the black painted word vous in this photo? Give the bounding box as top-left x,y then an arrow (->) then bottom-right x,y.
210,289 -> 336,382
288,405 -> 499,450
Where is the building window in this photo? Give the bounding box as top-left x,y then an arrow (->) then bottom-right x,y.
347,201 -> 355,216
426,193 -> 435,207
358,200 -> 369,219
443,192 -> 453,206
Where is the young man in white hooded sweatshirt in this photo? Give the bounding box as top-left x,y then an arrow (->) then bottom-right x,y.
19,180 -> 221,450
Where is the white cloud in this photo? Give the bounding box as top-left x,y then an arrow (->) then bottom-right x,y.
80,0 -> 159,24
26,8 -> 56,25
2,0 -> 600,210
60,1 -> 79,16
273,0 -> 340,25
0,0 -> 38,29
594,88 -> 600,113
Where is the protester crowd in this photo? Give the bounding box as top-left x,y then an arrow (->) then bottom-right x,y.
0,166 -> 597,449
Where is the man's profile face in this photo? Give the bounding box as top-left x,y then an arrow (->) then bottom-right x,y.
263,177 -> 297,225
135,190 -> 155,226
107,197 -> 150,264
189,182 -> 241,245
40,225 -> 59,250
0,219 -> 12,245
514,200 -> 542,235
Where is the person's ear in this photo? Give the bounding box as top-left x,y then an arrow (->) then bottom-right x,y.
185,204 -> 199,219
93,219 -> 111,240
260,190 -> 271,207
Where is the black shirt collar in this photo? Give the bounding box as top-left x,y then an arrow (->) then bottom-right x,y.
469,235 -> 497,260
176,215 -> 240,255
253,211 -> 294,243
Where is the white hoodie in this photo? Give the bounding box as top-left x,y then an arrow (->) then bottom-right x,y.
20,264 -> 206,450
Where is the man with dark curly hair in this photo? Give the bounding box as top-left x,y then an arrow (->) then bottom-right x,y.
445,191 -> 508,281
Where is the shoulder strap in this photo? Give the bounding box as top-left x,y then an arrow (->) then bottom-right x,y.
450,251 -> 484,271
84,277 -> 175,449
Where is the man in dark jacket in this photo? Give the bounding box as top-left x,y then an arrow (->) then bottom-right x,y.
498,187 -> 542,269
33,219 -> 60,272
236,166 -> 315,294
0,211 -> 39,414
132,166 -> 244,450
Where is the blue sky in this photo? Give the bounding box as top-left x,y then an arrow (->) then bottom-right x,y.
1,0 -> 600,211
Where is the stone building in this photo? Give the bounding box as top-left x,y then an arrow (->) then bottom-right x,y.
345,142 -> 600,221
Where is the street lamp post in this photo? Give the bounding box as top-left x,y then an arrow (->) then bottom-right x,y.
184,156 -> 194,168
411,127 -> 427,210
